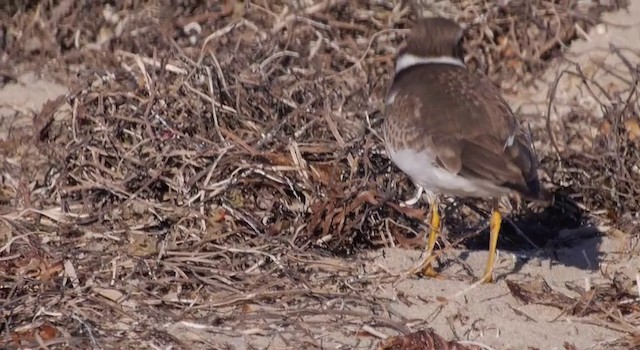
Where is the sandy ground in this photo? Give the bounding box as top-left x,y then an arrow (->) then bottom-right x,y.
504,1 -> 640,123
367,239 -> 636,350
0,71 -> 68,142
1,2 -> 639,350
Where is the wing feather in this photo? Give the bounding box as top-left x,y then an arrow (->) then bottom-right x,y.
388,64 -> 547,200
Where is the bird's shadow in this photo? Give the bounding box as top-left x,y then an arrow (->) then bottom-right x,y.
445,190 -> 602,274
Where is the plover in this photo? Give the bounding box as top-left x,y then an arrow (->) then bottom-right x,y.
383,17 -> 551,282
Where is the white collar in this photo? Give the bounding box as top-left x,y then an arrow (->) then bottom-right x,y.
395,53 -> 465,74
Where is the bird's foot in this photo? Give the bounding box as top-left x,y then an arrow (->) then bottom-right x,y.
408,254 -> 444,279
421,264 -> 440,278
479,271 -> 494,284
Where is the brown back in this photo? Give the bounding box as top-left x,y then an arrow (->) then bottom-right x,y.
385,63 -> 548,201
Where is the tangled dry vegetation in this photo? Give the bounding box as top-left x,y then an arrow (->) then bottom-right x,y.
1,0 -> 639,349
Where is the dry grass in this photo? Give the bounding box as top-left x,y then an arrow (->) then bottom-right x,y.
1,0 -> 638,349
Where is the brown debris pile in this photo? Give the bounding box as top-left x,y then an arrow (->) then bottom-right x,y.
542,65 -> 640,235
0,0 -> 638,349
507,275 -> 640,348
451,0 -> 626,90
378,328 -> 481,350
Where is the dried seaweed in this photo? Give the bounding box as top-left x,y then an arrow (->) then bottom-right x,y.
1,0 -> 638,349
378,328 -> 482,350
508,276 -> 640,346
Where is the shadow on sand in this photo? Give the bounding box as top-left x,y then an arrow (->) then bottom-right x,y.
448,190 -> 602,274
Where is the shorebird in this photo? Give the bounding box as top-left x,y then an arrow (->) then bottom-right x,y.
382,17 -> 551,282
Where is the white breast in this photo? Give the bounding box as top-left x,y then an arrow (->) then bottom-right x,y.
387,147 -> 509,198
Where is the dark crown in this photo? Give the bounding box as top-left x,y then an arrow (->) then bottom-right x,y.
400,17 -> 465,61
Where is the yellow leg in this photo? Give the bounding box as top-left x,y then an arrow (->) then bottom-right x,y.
481,208 -> 502,283
423,201 -> 440,275
417,198 -> 440,277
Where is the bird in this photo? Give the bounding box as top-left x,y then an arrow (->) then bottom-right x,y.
382,17 -> 552,283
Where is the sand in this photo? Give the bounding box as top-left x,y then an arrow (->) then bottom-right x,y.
1,2 -> 639,349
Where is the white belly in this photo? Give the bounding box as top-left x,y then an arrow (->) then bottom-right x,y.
387,147 -> 509,198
